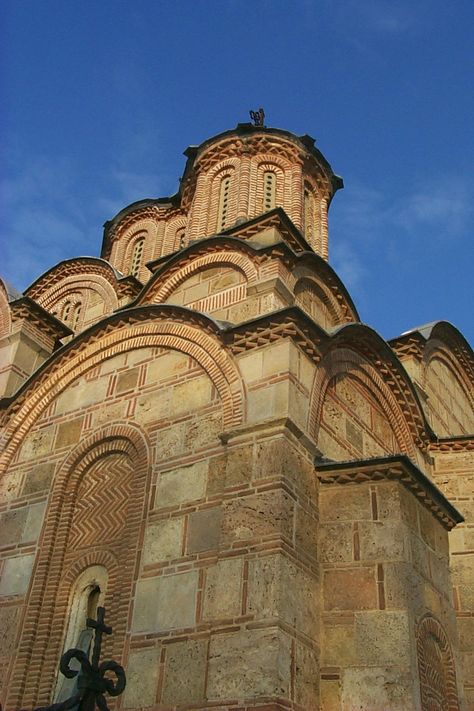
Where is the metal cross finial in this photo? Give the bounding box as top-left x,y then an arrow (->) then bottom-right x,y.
249,108 -> 265,127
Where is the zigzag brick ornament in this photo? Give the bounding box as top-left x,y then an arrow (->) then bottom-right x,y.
0,122 -> 473,711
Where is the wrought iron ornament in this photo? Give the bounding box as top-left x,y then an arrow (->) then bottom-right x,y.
9,607 -> 126,711
249,108 -> 265,126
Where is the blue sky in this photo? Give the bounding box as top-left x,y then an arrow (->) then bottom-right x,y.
1,0 -> 473,345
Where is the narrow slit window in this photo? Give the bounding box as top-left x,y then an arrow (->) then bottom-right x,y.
304,187 -> 314,241
263,171 -> 276,211
62,301 -> 72,323
131,238 -> 145,277
217,175 -> 231,232
72,302 -> 82,331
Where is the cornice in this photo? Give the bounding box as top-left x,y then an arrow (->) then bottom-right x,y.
25,257 -> 126,300
316,454 -> 464,530
10,297 -> 72,340
428,435 -> 474,452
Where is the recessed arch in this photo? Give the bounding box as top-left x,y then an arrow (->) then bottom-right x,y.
0,311 -> 245,473
416,614 -> 460,711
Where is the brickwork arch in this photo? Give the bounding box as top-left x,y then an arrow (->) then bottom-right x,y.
416,614 -> 460,711
252,155 -> 292,217
309,347 -> 417,458
111,218 -> 159,282
5,424 -> 150,708
294,277 -> 342,330
142,250 -> 259,305
163,215 -> 188,254
0,314 -> 244,472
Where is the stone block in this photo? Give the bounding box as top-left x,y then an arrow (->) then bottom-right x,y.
238,350 -> 263,383
354,610 -> 410,667
155,460 -> 208,508
187,506 -> 222,553
18,426 -> 55,461
247,380 -> 289,423
142,517 -> 184,565
0,604 -> 20,655
55,417 -> 84,449
22,502 -> 46,543
323,567 -> 377,611
202,557 -> 243,620
322,620 -> 357,666
0,554 -> 35,596
55,377 -> 108,414
91,400 -> 126,427
171,376 -> 212,415
262,341 -> 292,376
221,489 -> 293,544
161,638 -> 207,705
132,571 -> 197,632
294,642 -> 319,708
320,678 -> 341,711
154,422 -> 185,461
115,367 -> 139,393
206,627 -> 291,700
135,388 -> 171,424
410,533 -> 430,579
319,522 -> 353,563
0,508 -> 28,547
341,666 -> 415,711
319,486 -> 371,523
358,520 -> 407,561
184,410 -> 222,451
122,647 -> 160,708
295,505 -> 318,561
146,350 -> 190,383
207,446 -> 253,494
255,437 -> 316,498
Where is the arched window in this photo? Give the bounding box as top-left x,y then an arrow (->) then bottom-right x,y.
263,171 -> 276,211
176,227 -> 186,249
56,566 -> 108,700
217,175 -> 231,232
130,237 -> 145,277
72,302 -> 82,331
62,300 -> 72,323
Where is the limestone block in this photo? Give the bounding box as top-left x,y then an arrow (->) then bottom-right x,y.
0,468 -> 22,502
206,627 -> 291,699
0,508 -> 28,547
294,642 -> 319,708
115,367 -> 139,393
55,417 -> 84,448
341,667 -> 415,711
91,400 -> 126,428
135,388 -> 171,424
171,376 -> 212,415
320,678 -> 341,711
207,446 -> 253,494
323,567 -> 377,611
202,557 -> 243,620
238,350 -> 264,383
146,350 -> 190,383
184,410 -> 222,451
358,521 -> 407,562
155,423 -> 186,461
161,638 -> 207,705
319,523 -> 353,563
142,517 -> 184,565
383,562 -> 425,614
262,341 -> 293,377
18,425 -> 55,461
221,489 -> 293,544
22,502 -> 46,543
155,460 -> 208,508
410,533 -> 431,579
99,352 -> 127,374
122,647 -> 160,708
0,554 -> 35,596
55,377 -> 108,414
295,505 -> 318,561
132,571 -> 197,632
319,486 -> 371,523
0,604 -> 20,655
354,610 -> 410,667
317,427 -> 352,461
247,555 -> 319,639
247,381 -> 289,423
187,506 -> 222,553
322,620 -> 357,666
452,556 -> 474,609
255,438 -> 316,498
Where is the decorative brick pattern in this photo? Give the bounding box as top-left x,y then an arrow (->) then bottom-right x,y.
416,614 -> 460,711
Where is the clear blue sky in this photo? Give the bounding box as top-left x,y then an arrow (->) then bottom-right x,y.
1,0 -> 473,345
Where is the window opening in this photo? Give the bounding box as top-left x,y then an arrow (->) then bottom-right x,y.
62,301 -> 72,323
131,238 -> 145,277
217,175 -> 231,231
72,302 -> 82,331
263,171 -> 276,211
304,187 -> 314,241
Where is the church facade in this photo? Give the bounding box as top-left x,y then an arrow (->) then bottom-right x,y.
0,122 -> 473,710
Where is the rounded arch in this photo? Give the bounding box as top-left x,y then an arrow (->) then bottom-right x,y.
163,215 -> 188,254
34,275 -> 119,319
142,250 -> 259,305
309,346 -> 417,458
6,423 -> 150,708
205,158 -> 240,234
294,276 -> 342,329
416,614 -> 460,711
0,310 -> 245,473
